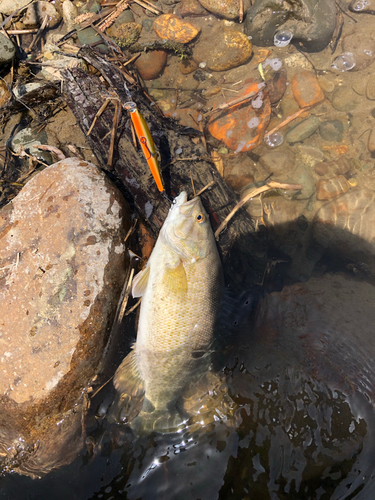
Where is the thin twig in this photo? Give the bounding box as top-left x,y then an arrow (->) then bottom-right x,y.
264,106 -> 313,140
239,0 -> 244,23
196,180 -> 215,197
7,29 -> 38,34
118,268 -> 135,323
214,181 -> 302,239
90,376 -> 114,398
190,171 -> 196,196
336,1 -> 357,23
132,0 -> 162,14
122,52 -> 141,67
27,14 -> 48,52
125,297 -> 141,316
107,101 -> 121,167
205,86 -> 265,117
124,218 -> 138,244
36,145 -> 66,161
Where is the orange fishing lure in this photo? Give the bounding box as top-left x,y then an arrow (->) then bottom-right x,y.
125,102 -> 164,193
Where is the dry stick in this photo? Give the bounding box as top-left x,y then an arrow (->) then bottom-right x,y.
196,180 -> 215,197
90,376 -> 114,399
122,52 -> 140,67
198,120 -> 207,152
132,0 -> 162,14
239,0 -> 244,23
97,0 -> 129,31
124,218 -> 138,244
264,105 -> 313,140
27,14 -> 48,52
205,87 -> 264,117
36,145 -> 66,161
118,268 -> 135,323
125,297 -> 141,316
214,181 -> 303,240
7,29 -> 38,34
87,98 -> 110,136
108,101 -> 121,167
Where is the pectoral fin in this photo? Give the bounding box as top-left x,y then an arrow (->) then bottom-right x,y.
163,261 -> 188,296
132,266 -> 150,298
113,349 -> 145,399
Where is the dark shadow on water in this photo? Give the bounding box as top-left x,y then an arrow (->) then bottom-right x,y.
2,218 -> 375,500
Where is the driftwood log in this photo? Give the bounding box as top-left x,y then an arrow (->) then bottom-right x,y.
62,47 -> 268,290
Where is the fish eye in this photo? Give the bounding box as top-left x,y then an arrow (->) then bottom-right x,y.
196,213 -> 205,223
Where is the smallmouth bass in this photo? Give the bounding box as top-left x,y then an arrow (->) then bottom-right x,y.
113,191 -> 223,432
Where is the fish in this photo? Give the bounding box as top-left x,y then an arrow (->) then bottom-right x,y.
113,191 -> 223,432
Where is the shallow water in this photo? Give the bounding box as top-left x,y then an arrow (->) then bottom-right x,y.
3,0 -> 375,498
3,262 -> 375,499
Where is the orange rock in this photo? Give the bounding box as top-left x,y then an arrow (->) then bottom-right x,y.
291,71 -> 325,108
322,144 -> 349,156
251,47 -> 271,67
316,175 -> 350,201
208,81 -> 271,153
153,13 -> 200,44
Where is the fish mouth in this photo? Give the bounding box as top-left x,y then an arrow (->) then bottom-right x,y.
173,191 -> 188,206
178,196 -> 201,217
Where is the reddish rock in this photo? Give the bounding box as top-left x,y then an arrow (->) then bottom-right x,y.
291,71 -> 325,108
315,157 -> 354,177
0,158 -> 130,476
208,81 -> 271,153
266,67 -> 287,104
133,50 -> 168,80
316,175 -> 350,200
153,14 -> 200,43
177,0 -> 209,17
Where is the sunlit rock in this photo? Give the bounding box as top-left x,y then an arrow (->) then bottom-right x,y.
0,158 -> 130,476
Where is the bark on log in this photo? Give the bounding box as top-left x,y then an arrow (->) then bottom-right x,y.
62,47 -> 268,289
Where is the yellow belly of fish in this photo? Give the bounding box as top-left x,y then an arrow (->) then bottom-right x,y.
136,259 -> 221,410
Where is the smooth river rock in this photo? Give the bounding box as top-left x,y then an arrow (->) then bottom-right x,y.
0,158 -> 130,476
193,27 -> 252,71
244,0 -> 336,52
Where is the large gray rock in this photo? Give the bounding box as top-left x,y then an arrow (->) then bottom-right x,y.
0,158 -> 130,476
244,0 -> 336,53
0,32 -> 15,65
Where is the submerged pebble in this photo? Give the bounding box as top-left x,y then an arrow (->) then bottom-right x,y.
286,116 -> 320,143
193,28 -> 253,71
316,175 -> 350,200
319,120 -> 344,142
